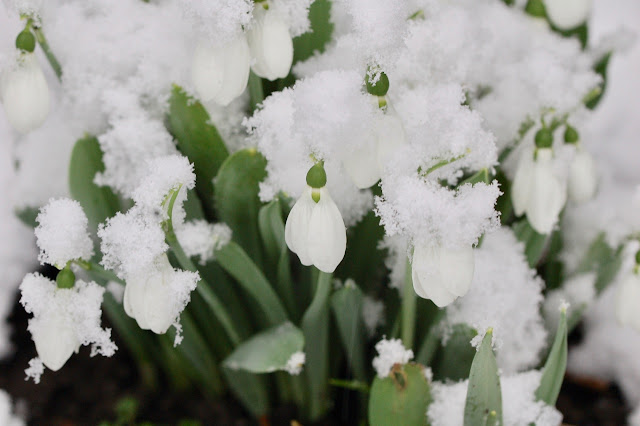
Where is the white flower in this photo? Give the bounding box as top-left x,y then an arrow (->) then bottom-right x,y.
544,0 -> 592,30
616,270 -> 640,332
512,148 -> 567,234
124,254 -> 198,334
0,52 -> 50,133
32,308 -> 80,371
411,244 -> 475,308
246,2 -> 293,81
191,36 -> 251,106
285,186 -> 346,273
343,104 -> 407,189
567,146 -> 597,203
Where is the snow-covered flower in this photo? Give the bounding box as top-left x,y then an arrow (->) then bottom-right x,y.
568,145 -> 597,203
247,1 -> 293,81
512,139 -> 567,234
343,102 -> 407,189
544,0 -> 592,30
411,244 -> 475,308
191,36 -> 251,106
20,273 -> 116,377
123,254 -> 199,335
616,266 -> 640,332
0,52 -> 50,133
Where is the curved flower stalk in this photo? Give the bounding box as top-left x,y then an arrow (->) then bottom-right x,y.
191,36 -> 251,106
285,163 -> 346,273
247,1 -> 294,81
544,0 -> 592,30
512,128 -> 567,234
411,244 -> 475,308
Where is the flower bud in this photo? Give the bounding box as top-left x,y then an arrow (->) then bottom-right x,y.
32,308 -> 80,371
247,3 -> 293,81
544,0 -> 592,30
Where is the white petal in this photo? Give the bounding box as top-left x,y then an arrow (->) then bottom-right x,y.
143,273 -> 176,335
342,143 -> 381,189
33,309 -> 79,371
526,150 -> 567,234
411,245 -> 459,308
376,112 -> 407,173
191,43 -> 225,102
213,36 -> 251,106
285,187 -> 315,266
439,245 -> 475,297
307,188 -> 346,273
247,6 -> 293,81
1,53 -> 50,134
511,147 -> 535,217
616,273 -> 640,331
544,0 -> 592,30
568,148 -> 597,203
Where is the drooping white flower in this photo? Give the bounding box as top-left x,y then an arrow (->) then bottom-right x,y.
124,254 -> 199,335
191,36 -> 251,106
0,52 -> 50,133
285,186 -> 346,273
544,0 -> 592,30
616,269 -> 640,332
512,147 -> 567,234
568,146 -> 597,203
411,244 -> 475,308
246,2 -> 293,81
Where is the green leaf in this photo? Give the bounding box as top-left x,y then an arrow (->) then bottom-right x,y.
433,324 -> 477,382
575,232 -> 624,295
368,363 -> 432,426
167,85 -> 229,217
223,322 -> 304,374
536,308 -> 567,406
586,52 -> 611,110
331,283 -> 367,381
222,369 -> 270,418
15,206 -> 39,228
513,219 -> 547,268
464,330 -> 502,426
68,135 -> 120,230
293,0 -> 334,63
214,148 -> 267,267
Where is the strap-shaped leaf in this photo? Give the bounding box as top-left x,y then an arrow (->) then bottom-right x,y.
513,219 -> 547,268
463,329 -> 503,426
331,283 -> 367,380
433,324 -> 477,381
223,322 -> 304,374
536,308 -> 568,405
368,363 -> 432,426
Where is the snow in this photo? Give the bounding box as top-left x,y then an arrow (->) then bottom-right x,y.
177,221 -> 232,266
372,337 -> 414,378
284,351 -> 306,375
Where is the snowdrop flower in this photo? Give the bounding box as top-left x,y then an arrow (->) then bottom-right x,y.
343,101 -> 407,189
512,128 -> 567,234
544,0 -> 592,30
246,1 -> 293,81
616,256 -> 640,332
285,163 -> 346,273
1,51 -> 50,134
191,36 -> 251,106
124,254 -> 199,335
565,126 -> 597,203
411,244 -> 475,308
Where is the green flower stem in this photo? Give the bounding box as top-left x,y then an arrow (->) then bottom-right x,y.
421,150 -> 469,176
76,260 -> 124,285
249,71 -> 264,113
401,258 -> 417,350
415,309 -> 445,366
32,25 -> 63,81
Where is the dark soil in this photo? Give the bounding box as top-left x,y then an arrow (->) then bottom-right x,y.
0,271 -> 630,425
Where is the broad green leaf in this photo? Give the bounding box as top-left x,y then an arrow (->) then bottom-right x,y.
331,283 -> 367,380
433,324 -> 477,382
68,135 -> 120,230
223,322 -> 304,374
513,219 -> 547,268
301,271 -> 333,421
536,309 -> 567,405
167,85 -> 229,217
368,363 -> 432,426
464,330 -> 502,426
293,0 -> 334,64
214,148 -> 267,267
222,369 -> 270,418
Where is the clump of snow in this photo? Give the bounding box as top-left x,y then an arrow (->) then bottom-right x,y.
372,337 -> 413,378
445,229 -> 547,373
427,370 -> 562,426
177,221 -> 232,265
362,295 -> 385,337
271,0 -> 314,37
34,198 -> 93,267
176,0 -> 253,47
284,351 -> 306,375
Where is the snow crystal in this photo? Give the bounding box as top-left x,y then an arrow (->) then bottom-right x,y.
445,229 -> 547,373
427,370 -> 562,426
380,235 -> 409,291
362,295 -> 385,337
285,351 -> 306,376
176,221 -> 232,265
34,198 -> 93,267
372,337 -> 413,378
0,388 -> 24,426
24,357 -> 44,384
